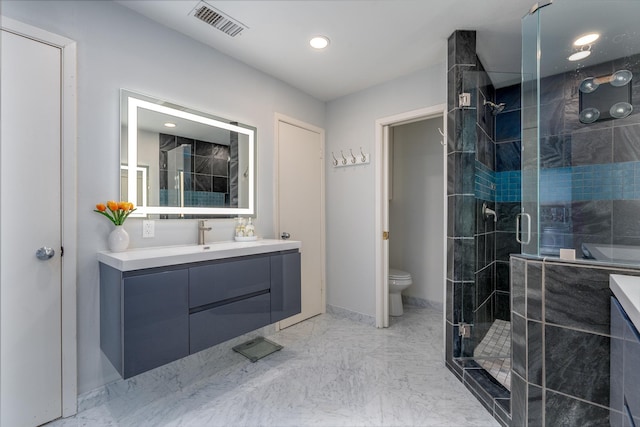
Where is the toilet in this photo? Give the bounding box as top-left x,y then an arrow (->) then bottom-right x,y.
388,268 -> 413,316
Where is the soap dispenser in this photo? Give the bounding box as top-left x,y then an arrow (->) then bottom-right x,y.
234,217 -> 244,238
245,217 -> 255,237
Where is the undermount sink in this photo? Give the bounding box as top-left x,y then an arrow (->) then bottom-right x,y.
97,239 -> 301,271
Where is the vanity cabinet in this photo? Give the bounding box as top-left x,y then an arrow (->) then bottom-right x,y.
611,296 -> 640,426
189,255 -> 272,354
100,266 -> 189,379
100,249 -> 300,379
189,256 -> 271,308
270,252 -> 302,323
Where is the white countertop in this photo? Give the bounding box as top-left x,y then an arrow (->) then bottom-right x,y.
610,274 -> 640,329
97,239 -> 301,271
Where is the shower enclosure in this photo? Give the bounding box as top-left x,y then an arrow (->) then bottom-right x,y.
447,2 -> 640,422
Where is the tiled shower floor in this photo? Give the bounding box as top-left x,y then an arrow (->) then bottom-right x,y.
474,319 -> 511,390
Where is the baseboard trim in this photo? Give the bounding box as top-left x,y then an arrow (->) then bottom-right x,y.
325,304 -> 376,326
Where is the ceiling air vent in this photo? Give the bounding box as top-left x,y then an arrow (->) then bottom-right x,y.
191,2 -> 248,37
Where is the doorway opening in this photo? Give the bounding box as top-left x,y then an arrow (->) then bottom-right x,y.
374,105 -> 447,329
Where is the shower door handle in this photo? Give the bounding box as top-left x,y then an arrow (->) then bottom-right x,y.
516,212 -> 532,245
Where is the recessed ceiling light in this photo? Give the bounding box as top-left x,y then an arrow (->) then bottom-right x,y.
164,122 -> 176,128
309,36 -> 330,50
574,33 -> 599,46
568,50 -> 591,61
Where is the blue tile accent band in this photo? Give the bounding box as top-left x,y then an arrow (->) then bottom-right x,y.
496,170 -> 522,202
475,161 -> 640,203
475,161 -> 496,201
160,190 -> 226,206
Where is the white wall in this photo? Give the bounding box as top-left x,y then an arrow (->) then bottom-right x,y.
2,0 -> 325,394
325,64 -> 446,317
389,119 -> 445,305
3,0 -> 448,396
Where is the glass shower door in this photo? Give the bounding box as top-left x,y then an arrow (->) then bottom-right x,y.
519,6 -> 540,257
457,69 -> 519,390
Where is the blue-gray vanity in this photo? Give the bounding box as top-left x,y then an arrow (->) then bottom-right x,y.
610,275 -> 640,427
98,240 -> 301,379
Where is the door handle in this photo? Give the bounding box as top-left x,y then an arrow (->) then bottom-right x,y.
281,232 -> 290,240
36,247 -> 55,260
516,212 -> 531,245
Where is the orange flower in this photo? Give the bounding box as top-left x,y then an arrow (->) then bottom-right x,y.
95,200 -> 137,226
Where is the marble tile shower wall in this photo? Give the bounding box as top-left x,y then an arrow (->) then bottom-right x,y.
485,92 -> 522,297
473,58 -> 501,347
446,30 -> 477,366
510,255 -> 640,425
494,85 -> 523,322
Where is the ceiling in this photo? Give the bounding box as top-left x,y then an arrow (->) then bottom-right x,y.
116,0 -> 537,101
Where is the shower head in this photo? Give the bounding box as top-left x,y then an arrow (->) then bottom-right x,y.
483,100 -> 506,115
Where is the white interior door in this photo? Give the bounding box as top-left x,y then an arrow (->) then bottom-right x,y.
1,29 -> 63,426
276,116 -> 325,329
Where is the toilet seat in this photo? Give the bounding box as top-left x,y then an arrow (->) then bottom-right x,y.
389,269 -> 411,280
388,269 -> 412,286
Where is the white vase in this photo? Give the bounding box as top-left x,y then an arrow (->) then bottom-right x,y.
108,225 -> 129,252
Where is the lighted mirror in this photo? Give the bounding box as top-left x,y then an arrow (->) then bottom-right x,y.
120,90 -> 255,218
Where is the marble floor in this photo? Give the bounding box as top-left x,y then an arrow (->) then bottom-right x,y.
48,306 -> 499,427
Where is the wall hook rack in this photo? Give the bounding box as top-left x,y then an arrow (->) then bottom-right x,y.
332,148 -> 370,168
349,149 -> 357,164
437,127 -> 447,146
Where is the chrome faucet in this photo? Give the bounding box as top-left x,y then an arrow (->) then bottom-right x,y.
198,220 -> 212,245
482,202 -> 497,223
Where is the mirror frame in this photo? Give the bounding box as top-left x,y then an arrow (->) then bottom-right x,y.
121,89 -> 256,217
